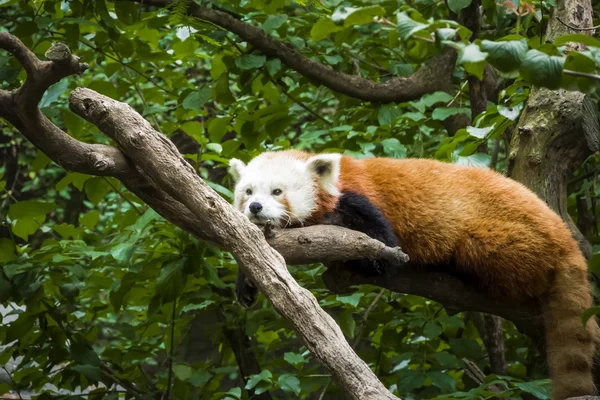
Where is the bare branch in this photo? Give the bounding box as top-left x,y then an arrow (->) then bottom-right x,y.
265,225 -> 409,265
68,87 -> 399,400
138,0 -> 457,103
265,226 -> 544,341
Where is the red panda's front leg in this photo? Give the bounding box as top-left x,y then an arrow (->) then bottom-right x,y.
320,191 -> 402,276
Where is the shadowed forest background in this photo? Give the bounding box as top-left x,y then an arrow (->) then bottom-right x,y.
1,0 -> 600,399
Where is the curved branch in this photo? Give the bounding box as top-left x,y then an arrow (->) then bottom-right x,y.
0,36 -> 218,246
140,0 -> 457,103
68,87 -> 399,400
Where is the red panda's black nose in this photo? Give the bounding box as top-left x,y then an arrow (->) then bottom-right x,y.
249,202 -> 263,214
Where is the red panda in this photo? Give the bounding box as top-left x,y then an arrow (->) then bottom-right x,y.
229,149 -> 599,400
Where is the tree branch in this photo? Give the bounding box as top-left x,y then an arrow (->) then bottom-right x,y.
0,36 -> 218,246
67,87 -> 399,400
264,226 -> 544,341
138,0 -> 457,103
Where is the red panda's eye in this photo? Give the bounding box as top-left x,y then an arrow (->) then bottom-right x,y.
272,189 -> 282,196
245,188 -> 252,195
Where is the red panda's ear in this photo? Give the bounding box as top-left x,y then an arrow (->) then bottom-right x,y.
306,154 -> 341,196
229,158 -> 246,182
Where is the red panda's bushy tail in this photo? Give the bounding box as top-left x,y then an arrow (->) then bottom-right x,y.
544,256 -> 599,400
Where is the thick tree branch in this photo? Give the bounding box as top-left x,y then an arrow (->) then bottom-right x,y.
67,87 -> 399,400
139,0 -> 457,103
265,226 -> 544,341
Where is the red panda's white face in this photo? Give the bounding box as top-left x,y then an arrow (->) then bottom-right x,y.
229,151 -> 341,227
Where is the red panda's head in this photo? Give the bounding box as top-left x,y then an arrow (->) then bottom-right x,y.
229,150 -> 341,227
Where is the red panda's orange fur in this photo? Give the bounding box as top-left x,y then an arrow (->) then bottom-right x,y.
310,154 -> 598,400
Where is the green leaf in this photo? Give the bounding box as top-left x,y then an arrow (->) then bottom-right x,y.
343,6 -> 385,27
80,210 -> 101,230
181,300 -> 215,313
458,44 -> 488,64
311,18 -> 342,41
481,39 -> 528,74
514,380 -> 551,400
32,150 -> 51,171
53,223 -> 82,239
190,370 -> 212,387
173,364 -> 193,381
265,59 -> 281,76
336,292 -> 364,308
338,309 -> 356,338
235,54 -> 266,70
0,383 -> 10,395
554,33 -> 600,48
12,218 -> 40,241
207,117 -> 231,143
156,259 -> 186,302
396,13 -> 427,40
246,370 -> 272,390
278,374 -> 301,395
206,143 -> 223,153
433,351 -> 462,368
0,238 -> 16,263
520,50 -> 565,89
8,201 -> 56,220
224,387 -> 242,399
56,172 -> 90,191
447,0 -> 472,13
458,44 -> 488,80
284,352 -> 306,369
582,306 -> 600,325
378,104 -> 401,126
71,364 -> 102,382
263,14 -> 288,33
466,125 -> 493,139
397,370 -> 425,393
561,52 -> 597,93
452,153 -> 491,168
423,321 -> 442,338
111,243 -> 135,264
84,177 -> 112,205
182,85 -> 212,111
381,138 -> 407,158
71,342 -> 100,366
39,80 -> 69,108
432,107 -> 471,121
420,91 -> 454,107
498,104 -> 522,121
265,114 -> 293,139
429,371 -> 457,392
114,0 -> 138,24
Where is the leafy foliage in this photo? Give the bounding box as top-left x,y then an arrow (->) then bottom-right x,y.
0,0 -> 599,399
